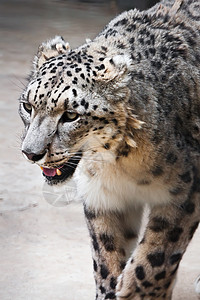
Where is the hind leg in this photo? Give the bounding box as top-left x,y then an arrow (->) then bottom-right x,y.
116,194 -> 200,300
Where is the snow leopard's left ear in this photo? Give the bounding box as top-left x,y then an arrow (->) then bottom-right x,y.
33,36 -> 70,72
96,54 -> 132,88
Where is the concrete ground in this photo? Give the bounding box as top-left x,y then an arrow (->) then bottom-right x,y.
0,0 -> 199,299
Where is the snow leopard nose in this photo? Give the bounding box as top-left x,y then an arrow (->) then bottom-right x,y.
22,150 -> 46,162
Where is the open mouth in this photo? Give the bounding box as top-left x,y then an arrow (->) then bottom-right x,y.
41,152 -> 82,185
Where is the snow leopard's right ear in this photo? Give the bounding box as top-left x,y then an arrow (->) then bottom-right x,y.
33,36 -> 70,72
95,54 -> 132,88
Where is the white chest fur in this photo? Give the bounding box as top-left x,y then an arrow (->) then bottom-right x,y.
74,159 -> 171,212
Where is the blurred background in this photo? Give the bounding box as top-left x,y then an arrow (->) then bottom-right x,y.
0,0 -> 199,299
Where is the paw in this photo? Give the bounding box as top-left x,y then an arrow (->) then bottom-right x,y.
116,267 -> 137,300
195,275 -> 200,297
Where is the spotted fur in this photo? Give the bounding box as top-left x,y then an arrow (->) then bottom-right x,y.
19,0 -> 200,299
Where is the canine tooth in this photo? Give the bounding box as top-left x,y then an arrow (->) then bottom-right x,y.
56,169 -> 62,176
40,167 -> 44,171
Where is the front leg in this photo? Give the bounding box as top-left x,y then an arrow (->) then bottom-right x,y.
116,194 -> 200,300
84,205 -> 144,300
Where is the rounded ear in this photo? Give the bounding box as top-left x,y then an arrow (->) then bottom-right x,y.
94,54 -> 132,102
96,54 -> 132,88
33,36 -> 70,72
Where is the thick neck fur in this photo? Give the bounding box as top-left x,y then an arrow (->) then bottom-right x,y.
79,7 -> 198,124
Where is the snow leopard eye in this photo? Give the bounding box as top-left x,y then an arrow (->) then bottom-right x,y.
61,111 -> 79,123
23,102 -> 32,114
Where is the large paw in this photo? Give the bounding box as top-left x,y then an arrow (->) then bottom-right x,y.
116,265 -> 138,300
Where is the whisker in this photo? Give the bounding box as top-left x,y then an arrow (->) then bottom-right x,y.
10,78 -> 26,92
63,162 -> 79,170
71,158 -> 104,164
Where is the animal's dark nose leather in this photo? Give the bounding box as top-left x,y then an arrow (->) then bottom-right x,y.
22,150 -> 46,162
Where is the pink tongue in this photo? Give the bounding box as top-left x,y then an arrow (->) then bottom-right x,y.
43,167 -> 57,177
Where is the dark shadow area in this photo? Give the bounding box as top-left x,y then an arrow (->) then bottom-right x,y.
59,0 -> 160,11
